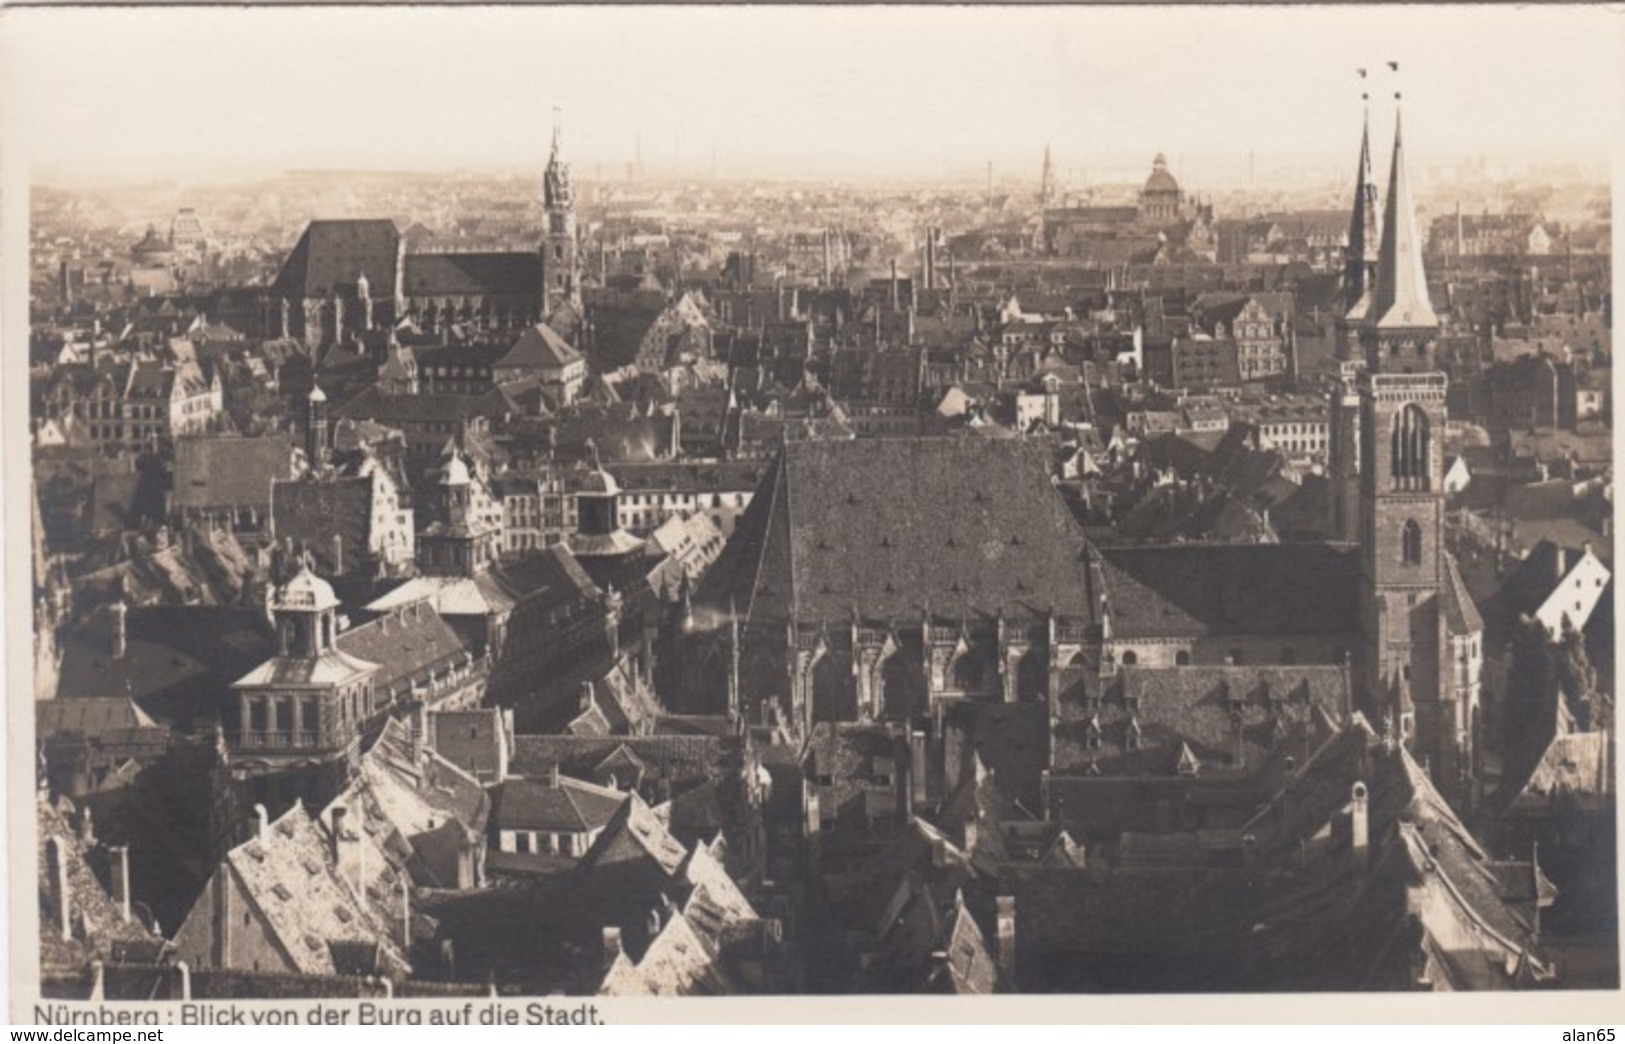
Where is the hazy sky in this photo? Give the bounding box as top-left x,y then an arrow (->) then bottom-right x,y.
4,4 -> 1621,183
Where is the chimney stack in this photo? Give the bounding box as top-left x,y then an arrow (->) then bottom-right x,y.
110,844 -> 131,923
400,877 -> 412,950
47,836 -> 72,941
602,926 -> 623,971
254,803 -> 269,841
549,763 -> 561,789
963,812 -> 978,854
909,729 -> 929,810
1350,781 -> 1369,870
110,601 -> 128,660
332,533 -> 344,576
995,896 -> 1016,991
330,806 -> 347,865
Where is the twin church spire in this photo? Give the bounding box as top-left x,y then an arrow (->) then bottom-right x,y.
1343,94 -> 1437,333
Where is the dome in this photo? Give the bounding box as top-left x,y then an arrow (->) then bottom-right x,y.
441,455 -> 471,486
276,564 -> 339,613
132,225 -> 174,263
579,465 -> 620,496
307,385 -> 327,403
1143,154 -> 1180,196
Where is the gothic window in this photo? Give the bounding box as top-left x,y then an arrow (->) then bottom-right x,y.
1390,404 -> 1431,491
1401,520 -> 1423,565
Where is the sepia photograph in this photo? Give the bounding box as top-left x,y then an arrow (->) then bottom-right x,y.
4,2 -> 1620,1019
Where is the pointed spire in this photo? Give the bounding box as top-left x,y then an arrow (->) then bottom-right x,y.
1371,105 -> 1438,329
1343,105 -> 1381,318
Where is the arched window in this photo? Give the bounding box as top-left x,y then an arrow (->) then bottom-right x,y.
1390,404 -> 1431,491
1121,650 -> 1138,666
1175,650 -> 1191,666
1402,519 -> 1423,565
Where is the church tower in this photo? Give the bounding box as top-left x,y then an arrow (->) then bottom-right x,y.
1329,107 -> 1380,541
1356,106 -> 1476,801
1039,144 -> 1056,208
542,109 -> 583,320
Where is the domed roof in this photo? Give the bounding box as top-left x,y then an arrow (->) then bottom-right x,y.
579,465 -> 620,496
276,564 -> 339,613
441,454 -> 471,486
132,225 -> 173,261
307,385 -> 327,403
1143,154 -> 1180,196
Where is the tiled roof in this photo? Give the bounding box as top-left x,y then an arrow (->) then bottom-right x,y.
274,221 -> 401,300
172,435 -> 295,511
490,775 -> 625,833
221,803 -> 409,979
233,647 -> 378,688
1097,543 -> 1359,639
697,438 -> 1100,625
335,605 -> 474,703
598,911 -> 732,996
1054,665 -> 1350,777
497,323 -> 582,372
55,606 -> 275,727
580,791 -> 689,877
402,252 -> 540,300
270,476 -> 373,574
511,735 -> 733,791
38,796 -> 162,976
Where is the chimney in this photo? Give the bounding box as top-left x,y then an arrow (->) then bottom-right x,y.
890,260 -> 900,311
110,844 -> 131,923
602,926 -> 623,971
332,533 -> 344,575
646,907 -> 662,938
909,729 -> 929,809
254,803 -> 269,841
175,961 -> 191,1001
400,877 -> 412,950
963,812 -> 979,854
1350,781 -> 1369,870
330,806 -> 347,865
549,763 -> 561,789
110,601 -> 128,659
47,836 -> 72,941
1554,545 -> 1569,584
995,896 -> 1016,991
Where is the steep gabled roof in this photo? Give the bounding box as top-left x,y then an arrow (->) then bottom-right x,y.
274,220 -> 401,300
697,438 -> 1099,624
497,323 -> 582,372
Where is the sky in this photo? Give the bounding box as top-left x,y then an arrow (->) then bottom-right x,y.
3,4 -> 1622,184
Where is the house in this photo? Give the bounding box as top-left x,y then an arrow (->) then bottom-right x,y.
38,792 -> 168,990
494,323 -> 585,404
487,768 -> 627,877
170,434 -> 297,533
171,802 -> 411,980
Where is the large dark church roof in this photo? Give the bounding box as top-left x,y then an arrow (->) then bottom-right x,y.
1097,543 -> 1360,640
273,220 -> 401,300
696,438 -> 1100,625
403,252 -> 541,300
